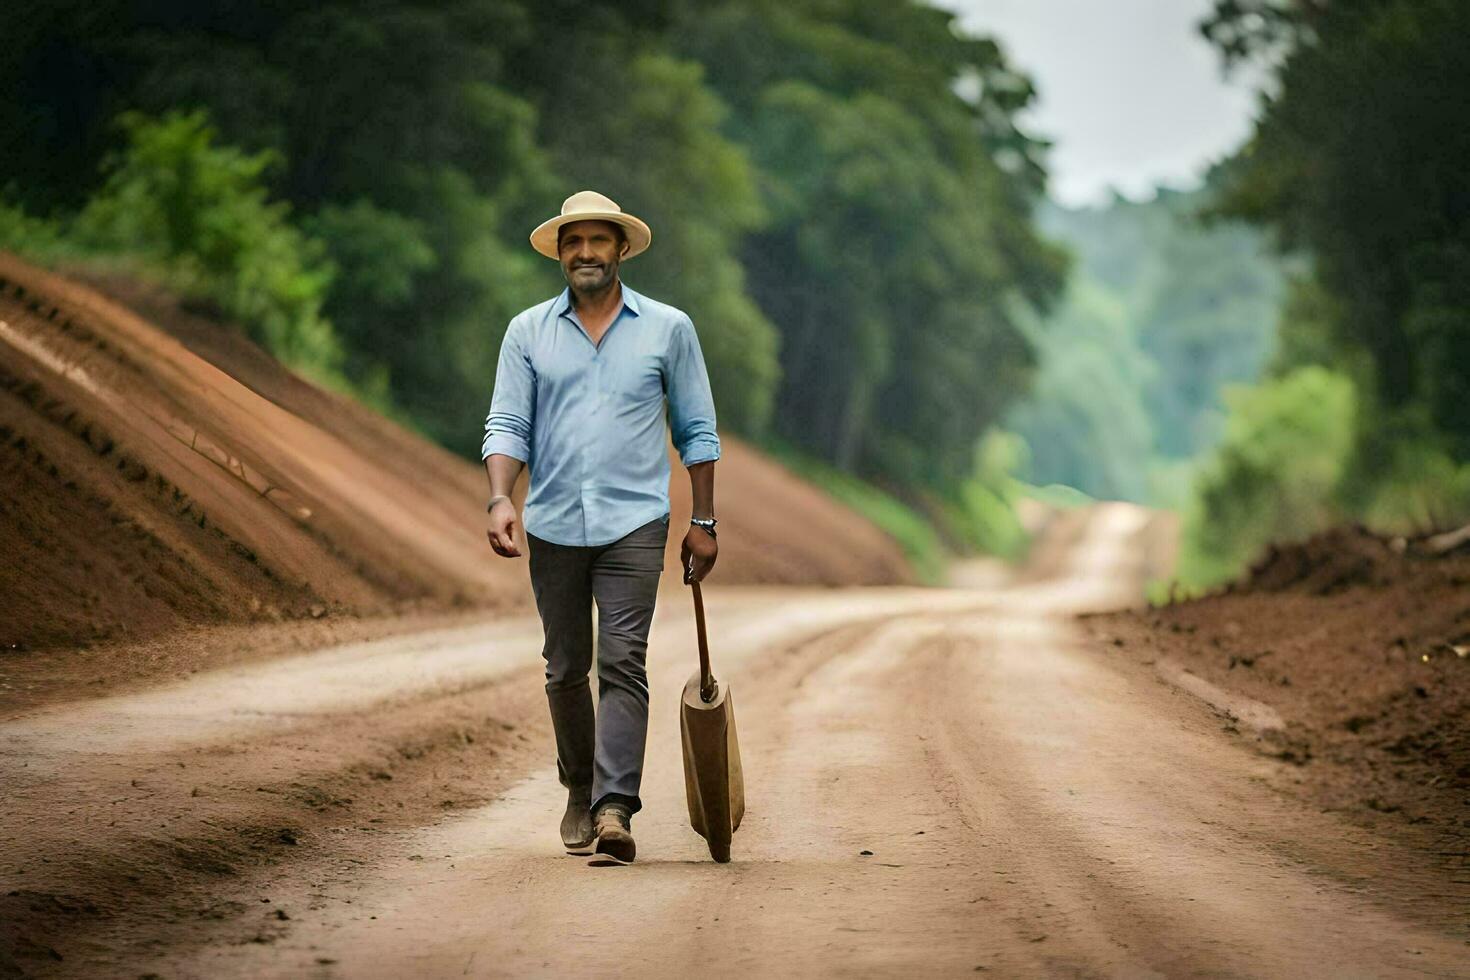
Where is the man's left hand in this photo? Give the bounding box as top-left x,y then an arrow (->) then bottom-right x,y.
681,525 -> 718,584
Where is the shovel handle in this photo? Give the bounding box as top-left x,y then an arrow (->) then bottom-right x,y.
690,579 -> 718,703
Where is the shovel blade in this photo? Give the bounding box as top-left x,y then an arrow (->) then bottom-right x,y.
680,672 -> 745,862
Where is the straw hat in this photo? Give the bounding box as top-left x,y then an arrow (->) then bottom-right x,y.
530,190 -> 652,260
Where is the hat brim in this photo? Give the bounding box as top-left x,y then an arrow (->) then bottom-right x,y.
530,212 -> 652,260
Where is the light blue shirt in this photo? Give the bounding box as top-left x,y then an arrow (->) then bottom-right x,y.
481,284 -> 721,547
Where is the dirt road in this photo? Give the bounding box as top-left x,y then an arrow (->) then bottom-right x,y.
5,504 -> 1467,977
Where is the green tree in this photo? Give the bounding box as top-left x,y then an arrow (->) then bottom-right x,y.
530,50 -> 779,433
680,0 -> 1066,489
1179,366 -> 1357,588
1007,277 -> 1157,501
1202,0 -> 1470,459
1008,188 -> 1284,504
0,0 -> 1067,534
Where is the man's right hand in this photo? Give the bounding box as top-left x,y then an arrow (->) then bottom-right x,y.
486,499 -> 522,558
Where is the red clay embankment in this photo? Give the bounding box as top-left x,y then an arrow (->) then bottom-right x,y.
0,252 -> 913,657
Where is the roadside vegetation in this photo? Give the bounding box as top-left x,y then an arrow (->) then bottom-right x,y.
1011,0 -> 1470,592
1,0 -> 1061,570
0,111 -> 353,391
1173,0 -> 1470,588
5,1 -> 1465,585
1007,187 -> 1287,511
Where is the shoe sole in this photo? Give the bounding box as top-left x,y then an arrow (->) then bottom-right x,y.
564,841 -> 596,856
587,835 -> 636,866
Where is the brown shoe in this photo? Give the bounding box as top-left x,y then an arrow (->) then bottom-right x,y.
588,803 -> 635,866
561,793 -> 595,855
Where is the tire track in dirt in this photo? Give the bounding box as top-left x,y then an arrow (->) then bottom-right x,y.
10,504 -> 1466,978
138,503 -> 1468,980
1,592 -> 985,977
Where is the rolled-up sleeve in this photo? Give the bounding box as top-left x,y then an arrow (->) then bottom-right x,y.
666,315 -> 721,466
481,318 -> 534,462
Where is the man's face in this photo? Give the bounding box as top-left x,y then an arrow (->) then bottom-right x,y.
558,220 -> 627,293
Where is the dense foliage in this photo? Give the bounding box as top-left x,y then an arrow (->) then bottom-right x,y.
1171,0 -> 1470,584
1,0 -> 1062,508
1177,366 -> 1356,586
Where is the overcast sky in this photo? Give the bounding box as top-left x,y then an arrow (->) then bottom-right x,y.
936,0 -> 1263,206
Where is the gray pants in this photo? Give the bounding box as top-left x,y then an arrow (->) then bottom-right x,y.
527,514 -> 669,815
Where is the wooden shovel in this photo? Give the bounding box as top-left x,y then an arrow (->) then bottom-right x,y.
679,577 -> 745,863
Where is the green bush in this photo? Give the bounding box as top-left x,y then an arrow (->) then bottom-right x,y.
947,430 -> 1031,561
1359,444 -> 1470,534
1177,366 -> 1357,588
1348,410 -> 1470,534
0,199 -> 70,258
1021,482 -> 1095,510
72,109 -> 342,379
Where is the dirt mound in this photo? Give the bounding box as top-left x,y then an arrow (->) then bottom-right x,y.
70,270 -> 913,595
1091,527 -> 1470,873
1238,524 -> 1405,595
0,251 -> 913,659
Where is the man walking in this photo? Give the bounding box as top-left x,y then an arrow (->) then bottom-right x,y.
482,190 -> 721,866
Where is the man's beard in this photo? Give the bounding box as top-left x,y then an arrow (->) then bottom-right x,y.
567,262 -> 616,292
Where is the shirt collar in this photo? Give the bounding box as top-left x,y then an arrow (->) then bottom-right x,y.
554,282 -> 642,320
621,285 -> 642,317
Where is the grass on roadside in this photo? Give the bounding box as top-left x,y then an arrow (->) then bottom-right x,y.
762,446 -> 948,585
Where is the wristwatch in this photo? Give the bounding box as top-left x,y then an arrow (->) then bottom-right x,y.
690,516 -> 718,538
